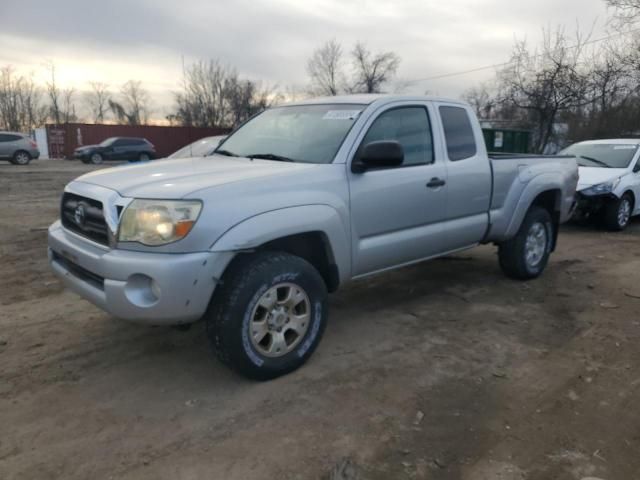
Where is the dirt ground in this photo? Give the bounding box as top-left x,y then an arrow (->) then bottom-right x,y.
1,159 -> 639,480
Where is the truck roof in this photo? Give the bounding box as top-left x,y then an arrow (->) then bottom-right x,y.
285,94 -> 469,108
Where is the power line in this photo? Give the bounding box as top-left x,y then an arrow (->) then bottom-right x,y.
406,25 -> 640,84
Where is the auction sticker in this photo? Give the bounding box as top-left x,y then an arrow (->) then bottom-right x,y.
323,110 -> 361,120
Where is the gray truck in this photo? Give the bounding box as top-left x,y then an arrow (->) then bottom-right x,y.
48,95 -> 578,380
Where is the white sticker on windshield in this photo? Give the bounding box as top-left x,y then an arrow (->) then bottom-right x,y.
323,110 -> 361,120
614,145 -> 637,149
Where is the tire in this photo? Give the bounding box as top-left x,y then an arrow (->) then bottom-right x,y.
139,152 -> 151,161
12,150 -> 31,165
206,251 -> 328,380
89,152 -> 103,165
498,206 -> 553,280
603,193 -> 633,231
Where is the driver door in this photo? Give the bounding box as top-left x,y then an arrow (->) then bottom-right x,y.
349,103 -> 449,277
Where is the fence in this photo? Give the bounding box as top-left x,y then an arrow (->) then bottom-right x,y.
45,123 -> 231,159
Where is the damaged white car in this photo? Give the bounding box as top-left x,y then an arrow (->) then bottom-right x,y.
562,140 -> 640,231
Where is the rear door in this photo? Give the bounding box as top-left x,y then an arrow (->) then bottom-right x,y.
436,104 -> 492,249
110,138 -> 131,160
348,102 -> 449,277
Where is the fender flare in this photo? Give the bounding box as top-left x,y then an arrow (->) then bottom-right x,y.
210,204 -> 351,281
504,173 -> 563,239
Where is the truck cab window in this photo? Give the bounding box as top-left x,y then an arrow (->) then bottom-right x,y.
361,107 -> 433,166
439,106 -> 477,161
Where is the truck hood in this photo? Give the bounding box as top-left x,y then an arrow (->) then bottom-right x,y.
577,166 -> 627,191
74,155 -> 317,198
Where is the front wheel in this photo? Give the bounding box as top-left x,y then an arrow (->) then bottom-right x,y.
12,150 -> 31,165
89,152 -> 103,164
498,206 -> 553,280
603,193 -> 633,231
139,152 -> 151,161
206,252 -> 328,380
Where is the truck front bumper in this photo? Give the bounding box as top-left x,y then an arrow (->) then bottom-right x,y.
48,221 -> 234,325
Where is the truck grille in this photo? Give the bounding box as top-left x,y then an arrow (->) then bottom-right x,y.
61,192 -> 110,246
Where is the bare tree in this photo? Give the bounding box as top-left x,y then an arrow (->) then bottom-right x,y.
85,81 -> 110,123
307,40 -> 344,96
497,27 -> 592,153
462,83 -> 497,119
110,80 -> 150,125
606,0 -> 640,24
350,42 -> 400,93
0,66 -> 47,131
174,59 -> 278,128
46,62 -> 62,125
174,60 -> 231,127
61,88 -> 76,123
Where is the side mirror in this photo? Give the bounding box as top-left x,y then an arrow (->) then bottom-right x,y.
634,163 -> 640,173
352,140 -> 404,173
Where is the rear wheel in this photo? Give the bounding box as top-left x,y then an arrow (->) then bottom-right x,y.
139,152 -> 151,161
89,152 -> 103,165
603,193 -> 633,231
499,206 -> 553,280
12,150 -> 31,165
206,251 -> 328,380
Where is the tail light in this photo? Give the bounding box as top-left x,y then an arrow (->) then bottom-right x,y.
29,139 -> 38,148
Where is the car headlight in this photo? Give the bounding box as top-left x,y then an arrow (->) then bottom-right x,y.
581,178 -> 621,196
118,199 -> 202,246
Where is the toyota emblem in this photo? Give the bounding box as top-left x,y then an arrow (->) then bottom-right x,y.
74,204 -> 86,226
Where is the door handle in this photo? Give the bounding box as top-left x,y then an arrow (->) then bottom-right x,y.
426,177 -> 446,188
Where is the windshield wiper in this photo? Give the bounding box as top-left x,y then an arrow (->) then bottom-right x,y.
578,155 -> 611,168
247,153 -> 296,162
214,149 -> 239,157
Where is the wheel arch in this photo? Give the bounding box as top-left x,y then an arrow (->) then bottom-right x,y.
505,185 -> 563,251
621,189 -> 636,211
210,205 -> 351,292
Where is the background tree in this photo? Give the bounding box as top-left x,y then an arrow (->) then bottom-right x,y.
109,80 -> 150,125
307,39 -> 344,96
0,66 -> 47,132
606,0 -> 640,24
46,62 -> 62,125
85,82 -> 110,123
350,42 -> 401,93
173,59 -> 278,128
496,27 -> 592,153
462,83 -> 497,118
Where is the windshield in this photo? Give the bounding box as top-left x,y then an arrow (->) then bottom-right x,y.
560,143 -> 639,168
99,137 -> 117,147
169,136 -> 224,159
216,104 -> 365,164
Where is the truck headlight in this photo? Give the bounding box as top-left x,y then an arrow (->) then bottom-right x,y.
581,178 -> 621,196
118,199 -> 202,246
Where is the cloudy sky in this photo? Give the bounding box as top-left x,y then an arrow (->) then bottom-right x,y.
0,0 -> 614,117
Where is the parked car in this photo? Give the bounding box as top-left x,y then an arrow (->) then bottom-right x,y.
73,137 -> 155,164
560,139 -> 640,230
0,131 -> 40,165
48,95 -> 578,380
168,135 -> 226,159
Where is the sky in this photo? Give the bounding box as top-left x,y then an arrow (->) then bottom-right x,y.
0,0 -> 615,118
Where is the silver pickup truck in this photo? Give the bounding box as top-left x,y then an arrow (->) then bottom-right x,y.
48,95 -> 578,379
